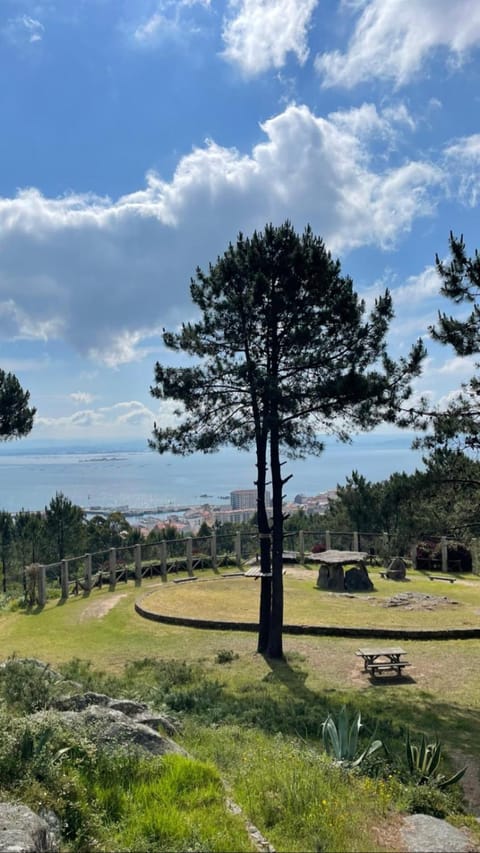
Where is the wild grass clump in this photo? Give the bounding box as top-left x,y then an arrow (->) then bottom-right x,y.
215,648 -> 239,664
0,707 -> 251,852
90,752 -> 253,852
184,724 -> 398,853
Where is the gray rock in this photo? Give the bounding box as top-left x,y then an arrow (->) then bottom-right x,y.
108,699 -> 148,716
401,814 -> 476,852
133,712 -> 180,736
50,691 -> 111,711
0,802 -> 59,853
387,556 -> 407,580
33,705 -> 185,757
344,564 -> 374,592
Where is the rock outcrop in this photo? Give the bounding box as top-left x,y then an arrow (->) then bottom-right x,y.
0,803 -> 59,853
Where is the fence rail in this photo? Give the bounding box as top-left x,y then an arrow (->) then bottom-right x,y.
13,528 -> 479,607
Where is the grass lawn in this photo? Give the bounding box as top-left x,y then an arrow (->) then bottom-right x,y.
1,568 -> 479,747
141,567 -> 480,629
1,568 -> 480,851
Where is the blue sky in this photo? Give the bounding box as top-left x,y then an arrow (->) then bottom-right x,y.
1,0 -> 480,443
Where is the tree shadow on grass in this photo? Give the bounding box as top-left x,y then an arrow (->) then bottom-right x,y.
254,654 -> 480,756
262,654 -> 320,705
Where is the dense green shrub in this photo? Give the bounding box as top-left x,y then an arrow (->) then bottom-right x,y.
404,782 -> 465,818
0,658 -> 59,713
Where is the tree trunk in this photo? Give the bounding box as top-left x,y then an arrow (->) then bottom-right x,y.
256,437 -> 272,653
267,420 -> 284,659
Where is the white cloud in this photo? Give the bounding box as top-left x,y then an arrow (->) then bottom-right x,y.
222,0 -> 318,76
444,134 -> 480,206
393,266 -> 440,306
132,0 -> 211,45
70,392 -> 96,406
34,399 -> 178,438
0,104 -> 442,366
133,12 -> 166,43
316,0 -> 480,88
4,15 -> 44,45
436,355 -> 477,376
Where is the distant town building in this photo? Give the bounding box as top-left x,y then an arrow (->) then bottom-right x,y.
230,489 -> 271,510
214,508 -> 259,524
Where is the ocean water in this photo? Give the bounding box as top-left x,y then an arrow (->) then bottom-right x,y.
0,434 -> 425,514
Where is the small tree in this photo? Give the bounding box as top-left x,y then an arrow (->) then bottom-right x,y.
44,492 -> 85,562
14,511 -> 46,566
0,511 -> 14,593
0,370 -> 35,441
150,222 -> 425,658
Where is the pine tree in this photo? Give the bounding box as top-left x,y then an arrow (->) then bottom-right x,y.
150,222 -> 425,658
0,370 -> 35,441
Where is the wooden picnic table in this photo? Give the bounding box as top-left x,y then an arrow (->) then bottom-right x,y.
356,646 -> 411,677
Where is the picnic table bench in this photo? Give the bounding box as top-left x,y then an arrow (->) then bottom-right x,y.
356,646 -> 411,677
428,575 -> 456,583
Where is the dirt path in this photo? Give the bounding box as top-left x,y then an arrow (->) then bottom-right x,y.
79,593 -> 127,622
451,750 -> 480,816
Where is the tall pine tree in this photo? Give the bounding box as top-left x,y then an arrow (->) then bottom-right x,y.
150,222 -> 425,658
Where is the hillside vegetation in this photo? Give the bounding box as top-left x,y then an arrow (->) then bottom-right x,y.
0,570 -> 480,851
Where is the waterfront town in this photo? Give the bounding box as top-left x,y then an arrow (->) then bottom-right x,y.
124,487 -> 338,537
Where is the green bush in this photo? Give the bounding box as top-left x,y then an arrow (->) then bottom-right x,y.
0,658 -> 59,713
404,782 -> 465,818
215,649 -> 239,664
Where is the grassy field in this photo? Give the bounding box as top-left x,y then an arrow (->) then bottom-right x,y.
1,570 -> 479,742
142,567 -> 480,629
1,568 -> 479,851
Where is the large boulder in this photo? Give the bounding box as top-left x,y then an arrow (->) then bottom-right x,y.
344,564 -> 374,592
386,557 -> 407,580
32,704 -> 184,757
0,803 -> 59,853
316,564 -> 345,591
50,692 -> 179,736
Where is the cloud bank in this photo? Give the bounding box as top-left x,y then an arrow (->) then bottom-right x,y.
316,0 -> 480,87
0,103 -> 449,366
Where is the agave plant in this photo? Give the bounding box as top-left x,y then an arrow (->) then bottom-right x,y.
322,706 -> 383,767
405,731 -> 467,789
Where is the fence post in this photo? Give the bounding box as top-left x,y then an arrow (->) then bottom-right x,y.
160,540 -> 167,581
411,544 -> 417,569
84,553 -> 92,592
298,530 -> 305,563
472,538 -> 479,575
353,531 -> 359,551
382,532 -> 389,558
235,531 -> 242,566
441,536 -> 448,573
211,531 -> 217,572
37,564 -> 46,607
60,559 -> 69,600
186,538 -> 193,576
325,530 -> 331,551
134,544 -> 142,587
109,548 -> 117,591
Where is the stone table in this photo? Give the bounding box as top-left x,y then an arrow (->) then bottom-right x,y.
311,549 -> 369,592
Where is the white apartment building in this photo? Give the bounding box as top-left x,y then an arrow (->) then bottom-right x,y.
230,489 -> 271,509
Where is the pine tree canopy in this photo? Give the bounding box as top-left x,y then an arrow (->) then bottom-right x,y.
151,222 -> 425,457
0,369 -> 36,441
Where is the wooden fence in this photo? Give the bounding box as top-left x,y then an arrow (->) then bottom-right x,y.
21,528 -> 479,607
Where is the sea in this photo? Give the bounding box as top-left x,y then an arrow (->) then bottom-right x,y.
0,433 -> 425,516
